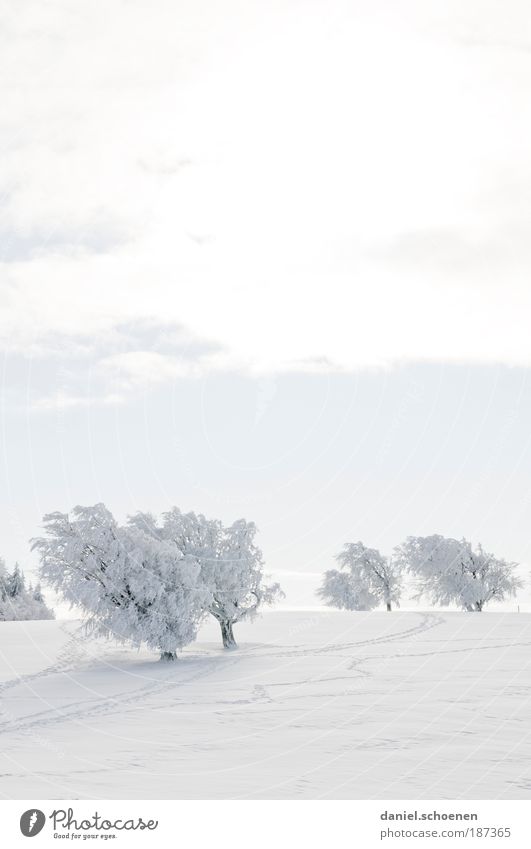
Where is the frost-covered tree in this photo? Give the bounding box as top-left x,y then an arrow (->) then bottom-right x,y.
33,583 -> 45,604
318,541 -> 402,611
318,567 -> 379,611
0,559 -> 7,602
395,534 -> 522,611
6,563 -> 25,598
0,560 -> 54,621
32,504 -> 209,659
207,518 -> 282,648
129,508 -> 283,648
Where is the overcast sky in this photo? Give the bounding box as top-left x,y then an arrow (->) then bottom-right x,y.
1,1 -> 531,608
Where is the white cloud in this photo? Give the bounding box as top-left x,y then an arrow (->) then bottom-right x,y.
100,350 -> 206,386
31,391 -> 125,412
2,0 -> 531,398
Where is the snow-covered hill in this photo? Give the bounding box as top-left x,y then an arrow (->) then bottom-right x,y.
0,611 -> 530,799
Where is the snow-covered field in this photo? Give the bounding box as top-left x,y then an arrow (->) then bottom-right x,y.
0,611 -> 530,799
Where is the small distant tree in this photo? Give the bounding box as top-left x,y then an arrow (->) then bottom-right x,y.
318,541 -> 402,611
6,563 -> 25,598
0,560 -> 7,602
33,583 -> 45,604
318,567 -> 379,611
32,504 -> 208,660
129,508 -> 283,648
395,534 -> 522,611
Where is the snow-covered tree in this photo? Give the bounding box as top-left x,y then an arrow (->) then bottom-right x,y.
318,567 -> 379,611
33,583 -> 45,604
32,504 -> 209,659
0,559 -> 7,601
206,518 -> 282,647
0,560 -> 54,621
6,563 -> 25,598
395,534 -> 522,611
318,541 -> 402,611
129,508 -> 283,648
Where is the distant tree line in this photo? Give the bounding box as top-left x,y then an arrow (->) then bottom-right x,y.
318,535 -> 522,613
0,560 -> 54,621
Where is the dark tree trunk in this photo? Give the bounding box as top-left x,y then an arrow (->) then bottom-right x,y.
220,619 -> 237,649
386,602 -> 392,612
160,651 -> 177,661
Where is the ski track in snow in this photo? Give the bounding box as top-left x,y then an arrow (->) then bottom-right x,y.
0,611 -> 530,799
0,623 -> 88,695
0,612 -> 442,734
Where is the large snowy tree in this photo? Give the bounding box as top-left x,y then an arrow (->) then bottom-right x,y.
129,508 -> 283,648
318,541 -> 402,611
395,534 -> 522,611
32,504 -> 208,659
0,559 -> 54,621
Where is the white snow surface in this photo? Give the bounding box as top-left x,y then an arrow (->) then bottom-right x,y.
0,610 -> 530,799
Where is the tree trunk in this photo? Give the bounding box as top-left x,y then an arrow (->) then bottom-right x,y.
386,602 -> 392,612
475,601 -> 483,612
160,651 -> 177,661
220,619 -> 237,649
